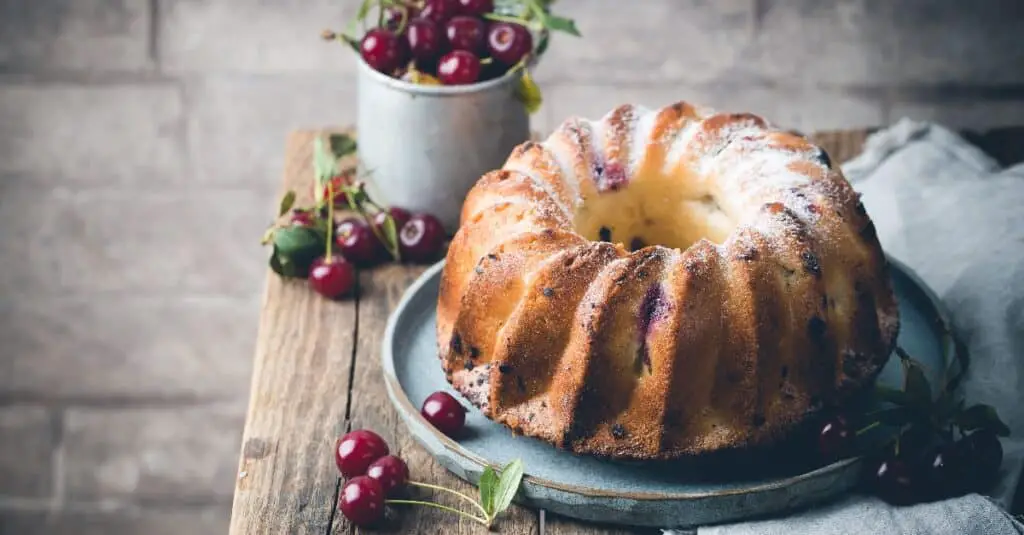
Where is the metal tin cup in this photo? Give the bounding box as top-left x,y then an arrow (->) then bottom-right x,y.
356,58 -> 531,233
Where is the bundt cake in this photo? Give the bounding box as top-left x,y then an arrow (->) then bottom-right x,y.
436,101 -> 900,460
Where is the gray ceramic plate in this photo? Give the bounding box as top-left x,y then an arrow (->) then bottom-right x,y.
382,258 -> 952,528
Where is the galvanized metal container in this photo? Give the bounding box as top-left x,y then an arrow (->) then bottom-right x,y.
356,58 -> 531,233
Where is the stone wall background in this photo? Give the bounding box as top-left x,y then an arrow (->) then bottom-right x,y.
1,0 -> 1022,532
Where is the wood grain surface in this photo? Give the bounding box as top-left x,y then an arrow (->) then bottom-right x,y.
229,127 -> 1024,534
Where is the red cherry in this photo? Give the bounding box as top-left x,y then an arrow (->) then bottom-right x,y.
444,16 -> 486,54
290,209 -> 316,227
420,391 -> 466,436
360,28 -> 409,74
373,207 -> 413,236
957,430 -> 1004,492
419,0 -> 457,25
406,18 -> 445,62
320,174 -> 351,207
455,0 -> 494,15
399,213 -> 447,263
366,455 -> 410,495
309,254 -> 356,299
336,218 -> 386,267
384,6 -> 416,31
335,429 -> 390,479
817,414 -> 854,463
437,50 -> 481,85
868,457 -> 921,506
338,476 -> 386,526
487,22 -> 533,66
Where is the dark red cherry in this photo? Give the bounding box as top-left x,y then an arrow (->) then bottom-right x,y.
406,18 -> 445,62
366,455 -> 410,495
437,50 -> 481,85
421,391 -> 466,436
487,22 -> 533,66
817,414 -> 854,463
383,6 -> 415,31
920,443 -> 969,500
309,254 -> 356,299
338,476 -> 386,526
868,457 -> 921,506
360,28 -> 409,74
456,0 -> 494,15
399,213 -> 446,263
373,207 -> 412,236
958,430 -> 1004,492
336,218 -> 385,267
335,429 -> 390,479
444,16 -> 486,54
320,174 -> 351,207
419,0 -> 457,25
290,209 -> 316,227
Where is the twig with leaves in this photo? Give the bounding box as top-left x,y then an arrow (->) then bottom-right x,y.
389,460 -> 525,528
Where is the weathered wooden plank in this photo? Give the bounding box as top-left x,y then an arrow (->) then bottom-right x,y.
331,264 -> 539,534
229,132 -> 357,535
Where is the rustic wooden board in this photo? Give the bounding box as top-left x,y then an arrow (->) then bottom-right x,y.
229,127 -> 1024,534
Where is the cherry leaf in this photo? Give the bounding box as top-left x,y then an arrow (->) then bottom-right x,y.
479,466 -> 498,517
382,214 -> 401,261
869,405 -> 918,427
874,385 -> 912,406
492,459 -> 524,515
515,69 -> 542,114
313,137 -> 339,186
541,12 -> 580,36
903,362 -> 932,409
273,225 -> 321,255
329,133 -> 357,159
954,404 -> 1010,437
278,190 -> 296,217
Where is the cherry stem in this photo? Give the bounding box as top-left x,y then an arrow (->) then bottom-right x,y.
856,420 -> 881,436
325,181 -> 335,260
386,499 -> 489,526
408,480 -> 489,518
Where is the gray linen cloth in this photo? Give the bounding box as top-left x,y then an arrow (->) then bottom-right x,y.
667,119 -> 1024,535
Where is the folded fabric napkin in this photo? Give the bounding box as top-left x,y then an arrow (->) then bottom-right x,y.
666,119 -> 1024,535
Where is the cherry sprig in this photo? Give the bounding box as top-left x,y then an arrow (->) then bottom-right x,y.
335,426 -> 525,528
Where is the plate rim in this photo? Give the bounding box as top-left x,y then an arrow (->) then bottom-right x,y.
381,254 -> 954,501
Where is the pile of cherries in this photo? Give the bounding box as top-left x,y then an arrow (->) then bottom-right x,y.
355,0 -> 535,85
333,390 -> 467,526
816,413 -> 1004,506
289,179 -> 447,300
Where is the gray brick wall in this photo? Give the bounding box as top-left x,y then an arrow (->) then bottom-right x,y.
0,1 -> 1022,533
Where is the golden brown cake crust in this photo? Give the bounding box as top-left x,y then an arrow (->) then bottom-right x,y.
436,101 -> 900,460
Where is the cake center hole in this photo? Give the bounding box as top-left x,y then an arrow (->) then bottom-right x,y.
574,169 -> 738,250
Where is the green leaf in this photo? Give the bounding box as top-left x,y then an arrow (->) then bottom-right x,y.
904,363 -> 932,409
278,190 -> 296,217
269,246 -> 286,276
313,137 -> 339,184
540,12 -> 580,36
355,0 -> 374,21
954,404 -> 1011,437
515,69 -> 542,114
869,406 -> 918,427
492,460 -> 524,515
479,466 -> 498,516
875,385 -> 912,406
272,225 -> 324,265
534,31 -> 550,58
382,213 -> 400,261
329,133 -> 357,159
